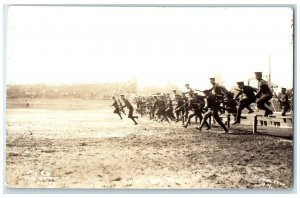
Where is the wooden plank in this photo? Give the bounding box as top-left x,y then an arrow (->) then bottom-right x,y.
268,115 -> 293,119
241,113 -> 293,119
256,116 -> 293,124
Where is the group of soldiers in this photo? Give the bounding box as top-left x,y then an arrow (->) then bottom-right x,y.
111,72 -> 291,133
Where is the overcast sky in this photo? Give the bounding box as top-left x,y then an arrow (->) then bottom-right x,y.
6,6 -> 293,90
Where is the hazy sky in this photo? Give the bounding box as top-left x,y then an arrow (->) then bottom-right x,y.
6,6 -> 293,90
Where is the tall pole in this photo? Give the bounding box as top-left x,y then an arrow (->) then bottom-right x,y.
269,54 -> 276,111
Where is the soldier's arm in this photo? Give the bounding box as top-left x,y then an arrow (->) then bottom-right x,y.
251,86 -> 258,93
234,91 -> 242,100
121,100 -> 127,108
255,86 -> 262,98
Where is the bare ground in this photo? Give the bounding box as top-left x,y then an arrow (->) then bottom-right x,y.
5,105 -> 293,189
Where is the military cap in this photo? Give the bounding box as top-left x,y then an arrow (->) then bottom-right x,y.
255,72 -> 262,76
281,87 -> 287,91
185,83 -> 190,86
236,81 -> 244,85
120,94 -> 125,97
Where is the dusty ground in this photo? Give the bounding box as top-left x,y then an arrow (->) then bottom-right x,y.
5,99 -> 293,189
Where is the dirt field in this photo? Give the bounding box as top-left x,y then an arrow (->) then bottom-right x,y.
5,99 -> 293,189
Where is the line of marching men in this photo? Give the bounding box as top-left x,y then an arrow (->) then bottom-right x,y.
111,72 -> 291,133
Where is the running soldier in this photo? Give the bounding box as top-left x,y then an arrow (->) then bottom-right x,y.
232,81 -> 257,124
198,89 -> 228,133
209,77 -> 228,114
209,77 -> 228,97
111,96 -> 122,119
153,95 -> 170,123
118,99 -> 126,115
120,95 -> 138,125
183,93 -> 205,128
275,87 -> 291,116
148,95 -> 156,120
165,98 -> 176,121
175,94 -> 185,122
254,72 -> 273,116
182,93 -> 190,124
222,91 -> 238,115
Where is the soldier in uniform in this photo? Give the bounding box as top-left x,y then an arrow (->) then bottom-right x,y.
232,81 -> 257,124
118,99 -> 126,115
209,77 -> 228,97
166,93 -> 171,101
183,92 -> 205,128
153,95 -> 170,123
165,98 -> 175,121
182,93 -> 190,124
184,83 -> 194,96
111,96 -> 122,119
197,89 -> 228,133
254,72 -> 273,116
174,94 -> 185,122
120,95 -> 138,125
209,77 -> 228,114
148,95 -> 156,120
276,87 -> 291,116
222,91 -> 238,115
171,90 -> 177,100
26,100 -> 30,108
135,96 -> 142,115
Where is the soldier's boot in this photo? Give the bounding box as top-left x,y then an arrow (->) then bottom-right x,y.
118,114 -> 123,120
131,118 -> 138,125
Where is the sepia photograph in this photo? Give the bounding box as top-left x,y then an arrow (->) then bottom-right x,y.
4,5 -> 294,189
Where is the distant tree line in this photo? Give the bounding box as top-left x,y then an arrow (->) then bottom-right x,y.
6,80 -> 180,100
6,81 -> 136,99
